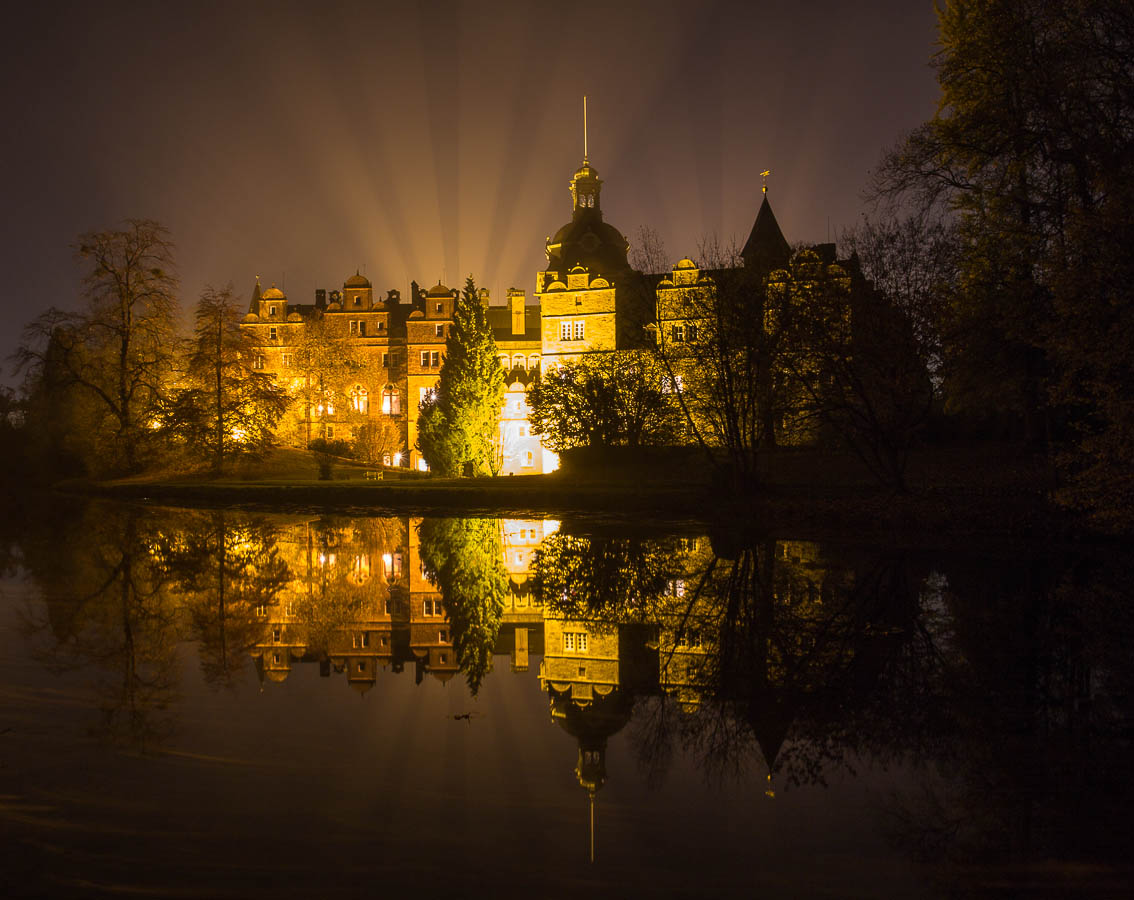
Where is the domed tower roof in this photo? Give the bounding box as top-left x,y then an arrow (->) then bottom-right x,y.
426,282 -> 453,298
545,157 -> 630,277
344,270 -> 371,288
261,285 -> 286,300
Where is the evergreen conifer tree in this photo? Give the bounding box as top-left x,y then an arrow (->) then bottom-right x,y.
417,276 -> 504,476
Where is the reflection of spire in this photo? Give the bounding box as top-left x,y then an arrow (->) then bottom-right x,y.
589,790 -> 595,863
583,95 -> 589,164
765,772 -> 775,799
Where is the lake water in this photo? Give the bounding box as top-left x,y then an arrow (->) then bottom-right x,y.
1,499 -> 1130,898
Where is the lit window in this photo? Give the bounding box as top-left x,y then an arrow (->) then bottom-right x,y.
560,321 -> 571,341
350,385 -> 368,413
513,355 -> 525,370
325,425 -> 335,439
269,305 -> 276,317
381,385 -> 400,414
673,324 -> 685,342
574,321 -> 584,340
435,324 -> 444,337
523,450 -> 534,467
353,632 -> 370,648
435,302 -> 444,312
272,627 -> 281,643
353,295 -> 361,306
419,386 -> 436,405
281,353 -> 292,368
253,355 -> 265,370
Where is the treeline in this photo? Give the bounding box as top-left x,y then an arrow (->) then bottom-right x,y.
6,220 -> 290,482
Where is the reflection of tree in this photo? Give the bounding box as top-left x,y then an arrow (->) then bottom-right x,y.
417,517 -> 506,694
533,531 -> 689,626
152,511 -> 291,689
20,501 -> 181,747
880,552 -> 1134,878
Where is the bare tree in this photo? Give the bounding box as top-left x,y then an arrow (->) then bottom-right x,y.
17,220 -> 178,473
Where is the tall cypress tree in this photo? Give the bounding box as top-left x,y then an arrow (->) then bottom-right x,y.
418,276 -> 504,476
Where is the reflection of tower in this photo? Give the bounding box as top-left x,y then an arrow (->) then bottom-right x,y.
548,687 -> 634,863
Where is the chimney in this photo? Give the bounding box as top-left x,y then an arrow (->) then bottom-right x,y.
315,289 -> 326,310
508,288 -> 526,336
477,287 -> 491,310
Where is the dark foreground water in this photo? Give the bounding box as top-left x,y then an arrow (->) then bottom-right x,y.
0,500 -> 1131,898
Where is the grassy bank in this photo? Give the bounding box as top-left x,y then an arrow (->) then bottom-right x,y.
51,443 -> 1077,542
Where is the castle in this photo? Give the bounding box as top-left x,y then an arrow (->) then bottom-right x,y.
240,151 -> 797,472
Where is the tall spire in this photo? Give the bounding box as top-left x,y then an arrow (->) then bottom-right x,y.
583,95 -> 589,163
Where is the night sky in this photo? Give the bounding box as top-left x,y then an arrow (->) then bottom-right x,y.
1,0 -> 939,386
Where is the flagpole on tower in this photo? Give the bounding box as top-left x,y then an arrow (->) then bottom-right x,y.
583,95 -> 588,163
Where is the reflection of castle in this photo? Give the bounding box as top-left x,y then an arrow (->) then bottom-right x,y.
246,517 -> 855,825
240,136 -> 800,470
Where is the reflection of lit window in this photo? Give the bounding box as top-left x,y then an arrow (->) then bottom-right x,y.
253,355 -> 265,370
435,324 -> 444,337
439,630 -> 448,642
353,632 -> 370,648
272,627 -> 281,642
357,662 -> 365,672
439,653 -> 448,664
352,554 -> 370,584
273,652 -> 281,664
563,632 -> 588,652
255,604 -> 266,617
382,552 -> 402,579
672,324 -> 685,342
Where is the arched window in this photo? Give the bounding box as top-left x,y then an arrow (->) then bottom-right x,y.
349,385 -> 368,413
498,354 -> 510,369
513,354 -> 526,370
528,354 -> 540,370
381,384 -> 400,415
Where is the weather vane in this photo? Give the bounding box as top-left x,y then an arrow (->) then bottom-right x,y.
761,170 -> 771,194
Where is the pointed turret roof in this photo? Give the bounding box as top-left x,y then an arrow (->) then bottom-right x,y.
249,276 -> 262,314
741,195 -> 791,272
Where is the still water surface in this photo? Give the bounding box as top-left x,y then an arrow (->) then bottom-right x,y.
1,500 -> 1130,898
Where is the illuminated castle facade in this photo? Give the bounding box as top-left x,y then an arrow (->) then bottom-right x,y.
241,152 -> 795,471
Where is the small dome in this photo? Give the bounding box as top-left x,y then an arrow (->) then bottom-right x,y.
344,271 -> 371,289
426,282 -> 452,298
573,161 -> 600,181
674,258 -> 698,270
261,285 -> 286,300
286,312 -> 302,322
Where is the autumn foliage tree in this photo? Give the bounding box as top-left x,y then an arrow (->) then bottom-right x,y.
161,285 -> 289,471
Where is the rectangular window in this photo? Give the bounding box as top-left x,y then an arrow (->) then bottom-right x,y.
560,321 -> 571,341
359,321 -> 366,336
421,350 -> 429,367
431,351 -> 440,367
382,352 -> 389,368
687,323 -> 698,341
281,353 -> 292,368
350,320 -> 358,335
563,631 -> 588,652
325,425 -> 335,439
573,321 -> 585,340
435,324 -> 444,337
439,630 -> 448,642
353,632 -> 370,649
435,301 -> 444,312
673,324 -> 685,342
268,326 -> 277,341
269,305 -> 277,317
253,355 -> 265,370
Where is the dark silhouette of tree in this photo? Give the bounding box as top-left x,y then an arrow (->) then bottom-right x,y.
17,220 -> 178,473
526,351 -> 681,453
161,285 -> 289,471
417,517 -> 507,693
873,0 -> 1134,527
418,276 -> 504,476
